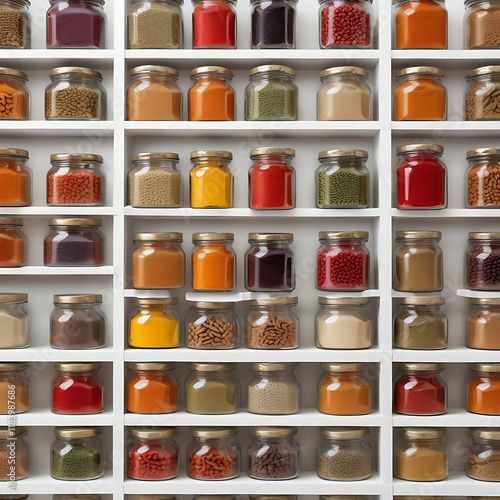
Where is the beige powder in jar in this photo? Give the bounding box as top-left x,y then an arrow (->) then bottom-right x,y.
467,298 -> 500,349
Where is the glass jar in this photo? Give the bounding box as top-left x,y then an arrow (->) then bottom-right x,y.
128,428 -> 178,480
394,231 -> 443,292
319,363 -> 372,415
44,217 -> 104,266
0,293 -> 29,348
192,0 -> 236,48
251,0 -> 296,48
0,217 -> 26,267
468,363 -> 500,415
188,427 -> 239,480
316,149 -> 370,208
246,297 -> 299,349
466,66 -> 500,120
128,0 -> 183,48
0,427 -> 30,480
316,297 -> 372,349
185,363 -> 239,414
396,144 -> 447,209
467,232 -> 500,290
47,153 -> 105,206
249,148 -> 296,210
395,427 -> 447,481
0,0 -> 30,48
317,427 -> 372,481
394,363 -> 447,415
0,69 -> 29,119
245,233 -> 295,291
0,148 -> 31,205
47,0 -> 106,48
131,232 -> 185,289
52,363 -> 103,415
192,232 -> 235,291
466,0 -> 500,48
51,427 -> 104,480
0,363 -> 29,414
186,301 -> 238,349
246,65 -> 298,121
129,152 -> 181,208
45,67 -> 107,120
394,66 -> 447,120
318,67 -> 371,121
247,362 -> 300,415
394,297 -> 447,350
127,65 -> 182,121
248,427 -> 299,480
316,231 -> 370,290
467,428 -> 500,481
467,298 -> 500,349
394,0 -> 447,49
467,148 -> 500,207
127,362 -> 178,414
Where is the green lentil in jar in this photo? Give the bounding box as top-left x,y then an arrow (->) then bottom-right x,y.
51,444 -> 102,479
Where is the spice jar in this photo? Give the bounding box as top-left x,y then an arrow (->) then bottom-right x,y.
127,363 -> 178,414
247,363 -> 300,415
0,0 -> 30,47
44,218 -> 104,266
192,0 -> 236,48
131,232 -> 185,289
251,0 -> 296,48
128,0 -> 183,48
129,298 -> 180,348
248,427 -> 299,480
47,0 -> 106,48
0,427 -> 30,480
0,363 -> 29,414
394,297 -> 447,350
192,232 -> 235,291
187,301 -> 238,349
128,428 -> 178,481
316,231 -> 370,290
127,65 -> 182,121
394,66 -> 447,121
394,231 -> 443,292
467,148 -> 500,207
317,427 -> 372,481
316,150 -> 370,208
129,152 -> 181,208
467,232 -> 500,290
395,427 -> 447,481
185,363 -> 239,414
246,65 -> 298,121
466,66 -> 500,120
188,427 -> 239,480
45,67 -> 107,120
0,148 -> 31,205
0,294 -> 29,348
247,297 -> 299,349
51,427 -> 104,480
396,144 -> 447,209
468,364 -> 500,415
467,298 -> 500,349
319,363 -> 372,415
467,428 -> 500,481
0,69 -> 29,119
0,218 -> 26,267
466,0 -> 500,49
52,363 -> 103,415
318,66 -> 371,121
249,148 -> 295,209
394,363 -> 447,415
245,233 -> 295,291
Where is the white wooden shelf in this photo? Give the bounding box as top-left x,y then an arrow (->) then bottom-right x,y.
0,346 -> 116,362
393,347 -> 500,363
0,409 -> 115,426
457,288 -> 500,298
0,49 -> 115,68
391,49 -> 500,69
0,121 -> 114,137
391,121 -> 500,137
393,408 -> 500,427
392,208 -> 500,218
0,266 -> 114,275
0,207 -> 117,216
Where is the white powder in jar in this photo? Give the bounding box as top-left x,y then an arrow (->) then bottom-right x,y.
316,310 -> 371,349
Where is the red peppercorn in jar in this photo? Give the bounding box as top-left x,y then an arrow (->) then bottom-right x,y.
192,0 -> 236,48
467,232 -> 500,290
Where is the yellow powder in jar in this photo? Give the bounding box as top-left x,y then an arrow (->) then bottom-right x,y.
129,309 -> 180,348
395,444 -> 447,481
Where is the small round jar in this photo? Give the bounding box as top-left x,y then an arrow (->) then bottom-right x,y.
44,218 -> 104,267
128,428 -> 178,481
131,232 -> 185,289
248,427 -> 299,480
0,69 -> 29,119
127,362 -> 178,414
0,0 -> 30,48
247,363 -> 300,415
52,363 -> 103,415
0,217 -> 26,267
251,0 -> 296,48
466,66 -> 500,120
467,148 -> 500,207
316,149 -> 370,208
192,0 -> 236,48
466,0 -> 500,49
316,231 -> 370,290
45,67 -> 107,120
51,427 -> 104,480
319,363 -> 372,415
394,363 -> 447,415
245,233 -> 295,291
396,144 -> 447,209
317,427 -> 372,481
129,152 -> 181,208
318,66 -> 371,121
0,427 -> 30,480
249,147 -> 296,210
394,297 -> 447,350
247,297 -> 299,349
246,65 -> 298,121
467,232 -> 500,290
186,301 -> 238,349
468,363 -> 500,415
394,231 -> 443,292
467,428 -> 500,481
0,293 -> 29,348
467,298 -> 500,349
0,363 -> 29,414
0,148 -> 31,205
395,427 -> 447,481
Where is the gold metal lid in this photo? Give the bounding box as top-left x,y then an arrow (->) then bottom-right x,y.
192,232 -> 234,241
396,66 -> 444,78
190,66 -> 233,78
251,497 -> 297,500
0,363 -> 28,372
129,362 -> 174,371
188,301 -> 235,309
51,496 -> 102,500
318,149 -> 369,159
250,147 -> 295,157
396,144 -> 444,155
469,363 -> 500,373
190,150 -> 232,160
0,293 -> 27,303
130,427 -> 177,439
396,296 -> 445,305
131,65 -> 179,78
399,427 -> 445,438
54,427 -> 102,438
190,427 -> 236,438
55,363 -> 102,372
250,65 -> 296,77
319,297 -> 370,306
471,428 -> 500,440
394,497 -> 442,500
249,296 -> 298,306
396,230 -> 441,240
0,217 -> 23,226
132,152 -> 179,161
466,148 -> 500,159
0,68 -> 28,80
321,362 -> 366,372
470,297 -> 500,305
133,297 -> 178,306
49,218 -> 102,226
469,232 -> 500,240
54,294 -> 102,304
133,232 -> 183,242
248,233 -> 294,242
50,67 -> 103,78
0,426 -> 26,437
189,362 -> 235,372
398,363 -> 443,372
50,153 -> 103,162
0,496 -> 29,500
131,497 -> 176,500
467,66 -> 500,78
320,427 -> 369,439
320,66 -> 369,78
319,231 -> 369,239
251,426 -> 297,438
0,148 -> 29,158
251,362 -> 297,372
196,497 -> 235,500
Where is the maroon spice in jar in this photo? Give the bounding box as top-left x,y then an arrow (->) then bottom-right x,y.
467,232 -> 500,290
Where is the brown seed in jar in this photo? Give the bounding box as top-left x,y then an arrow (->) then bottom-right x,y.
247,315 -> 296,348
187,316 -> 237,348
468,164 -> 500,206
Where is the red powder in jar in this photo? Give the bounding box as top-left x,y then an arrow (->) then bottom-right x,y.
129,443 -> 178,480
250,159 -> 294,209
317,246 -> 369,289
192,0 -> 236,48
394,373 -> 446,415
52,376 -> 103,414
321,2 -> 371,48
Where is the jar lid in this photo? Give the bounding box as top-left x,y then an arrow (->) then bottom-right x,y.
467,66 -> 500,78
396,230 -> 442,240
130,65 -> 179,78
249,296 -> 298,306
190,427 -> 237,438
50,153 -> 103,163
192,232 -> 234,241
54,427 -> 102,438
396,144 -> 444,155
469,363 -> 500,372
55,363 -> 102,372
130,427 -> 177,439
320,66 -> 369,78
49,217 -> 102,226
129,362 -> 174,371
0,147 -> 29,158
318,297 -> 370,306
396,66 -> 444,78
319,231 -> 369,239
251,497 -> 297,500
188,301 -> 235,309
133,297 -> 178,306
190,66 -> 233,78
466,148 -> 500,159
320,427 -> 369,439
0,363 -> 28,372
0,293 -> 27,303
396,296 -> 445,305
189,362 -> 235,372
318,149 -> 369,159
132,152 -> 179,161
0,217 -> 23,226
0,427 -> 26,437
469,232 -> 500,240
248,232 -> 294,242
321,362 -> 366,372
0,68 -> 28,81
471,297 -> 500,305
131,497 -> 177,500
250,147 -> 295,158
251,362 -> 298,371
54,294 -> 102,304
321,497 -> 367,500
133,232 -> 183,242
250,65 -> 296,77
52,496 -> 102,500
399,427 -> 445,438
0,496 -> 29,500
50,67 -> 103,79
251,426 -> 297,438
398,363 -> 443,372
471,428 -> 500,440
190,150 -> 233,160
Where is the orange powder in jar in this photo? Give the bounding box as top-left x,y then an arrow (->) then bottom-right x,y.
0,219 -> 26,267
468,364 -> 500,415
0,82 -> 28,120
0,153 -> 31,206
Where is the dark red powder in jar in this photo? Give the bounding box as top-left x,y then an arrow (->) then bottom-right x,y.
192,0 -> 236,48
129,443 -> 178,480
394,371 -> 446,415
52,372 -> 103,414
